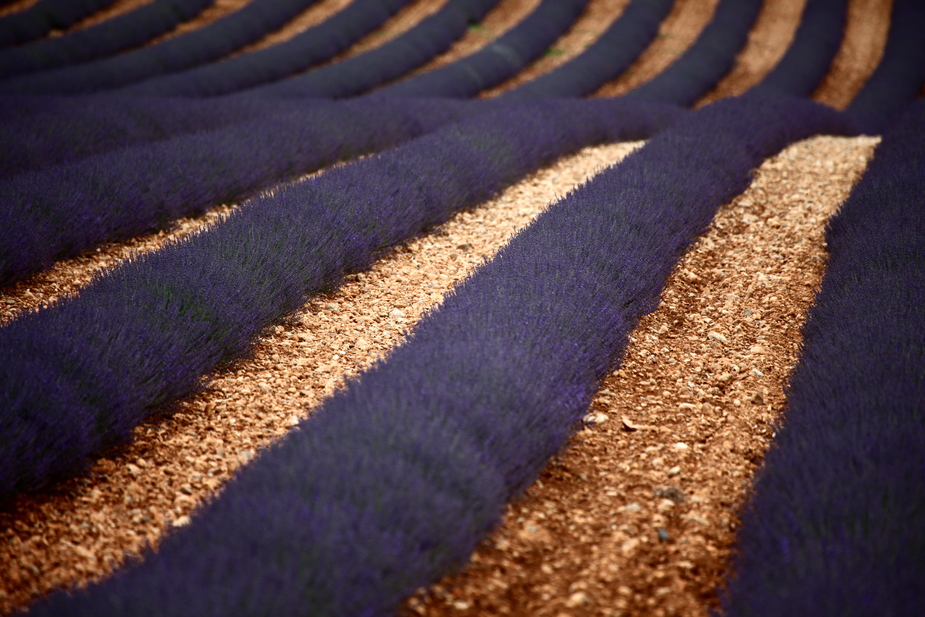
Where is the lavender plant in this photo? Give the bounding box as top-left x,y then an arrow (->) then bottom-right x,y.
0,0 -> 213,79
0,97 -> 479,287
845,0 -> 925,133
235,0 -> 500,98
121,0 -> 413,97
751,0 -> 846,97
0,0 -> 118,48
0,0 -> 322,94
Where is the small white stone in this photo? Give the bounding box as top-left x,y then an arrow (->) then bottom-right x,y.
583,412 -> 609,426
389,308 -> 405,319
708,331 -> 729,345
667,466 -> 681,477
565,592 -> 589,608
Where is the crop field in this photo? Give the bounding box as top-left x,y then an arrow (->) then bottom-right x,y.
0,0 -> 923,615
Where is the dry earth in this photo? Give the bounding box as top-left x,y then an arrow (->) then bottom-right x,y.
0,1 -> 898,615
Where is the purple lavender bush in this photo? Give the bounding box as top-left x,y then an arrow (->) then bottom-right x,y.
0,0 -> 117,48
499,0 -> 673,99
0,0 -> 322,94
236,0 -> 499,98
0,0 -> 212,79
121,0 -> 412,97
625,0 -> 762,105
844,0 -> 925,134
751,0 -> 846,97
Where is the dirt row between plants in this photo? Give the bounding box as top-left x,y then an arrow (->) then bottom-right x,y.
0,1 -> 895,614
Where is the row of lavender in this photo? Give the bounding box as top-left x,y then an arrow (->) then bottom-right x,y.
0,0 -> 494,94
0,0 -> 920,603
0,0 -> 213,78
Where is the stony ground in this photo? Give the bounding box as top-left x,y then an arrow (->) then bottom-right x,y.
0,0 -> 895,614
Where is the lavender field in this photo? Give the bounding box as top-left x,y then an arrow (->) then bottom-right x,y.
0,0 -> 923,615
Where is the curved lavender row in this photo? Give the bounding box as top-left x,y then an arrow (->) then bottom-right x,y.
28,94 -> 854,617
626,0 -> 762,106
0,0 -> 213,80
720,100 -> 925,617
0,96 -> 328,177
845,0 -> 925,134
237,0 -> 499,98
0,0 -> 117,48
0,0 -> 322,94
122,0 -> 412,97
0,99 -> 682,501
372,0 -> 587,98
751,0 -> 846,97
499,0 -> 674,100
0,97 -> 483,287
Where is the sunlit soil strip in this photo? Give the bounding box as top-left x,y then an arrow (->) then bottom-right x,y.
480,0 -> 631,97
812,0 -> 891,109
0,142 -> 641,616
695,0 -> 806,106
592,0 -> 719,97
406,135 -> 878,617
